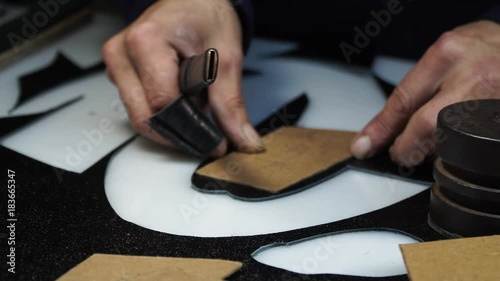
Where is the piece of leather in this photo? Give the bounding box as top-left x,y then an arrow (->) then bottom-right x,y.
191,92 -> 434,201
194,127 -> 355,200
11,53 -> 104,112
0,96 -> 83,138
148,95 -> 223,159
348,152 -> 434,184
192,93 -> 311,200
254,93 -> 308,136
148,49 -> 223,159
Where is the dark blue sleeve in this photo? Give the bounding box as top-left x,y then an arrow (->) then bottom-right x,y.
111,0 -> 254,52
233,0 -> 254,52
110,0 -> 156,23
480,5 -> 500,23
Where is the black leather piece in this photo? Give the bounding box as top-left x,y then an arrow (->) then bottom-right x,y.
348,151 -> 434,183
148,49 -> 222,158
193,157 -> 349,201
192,152 -> 434,201
192,93 -> 311,200
192,93 -> 434,201
254,93 -> 309,136
12,53 -> 104,112
149,95 -> 223,159
0,95 -> 83,138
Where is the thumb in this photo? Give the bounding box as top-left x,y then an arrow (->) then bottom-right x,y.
208,49 -> 265,153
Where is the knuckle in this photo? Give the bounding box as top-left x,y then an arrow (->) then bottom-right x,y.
431,31 -> 466,60
371,111 -> 395,137
102,38 -> 121,66
390,85 -> 414,116
125,21 -> 161,49
148,92 -> 174,111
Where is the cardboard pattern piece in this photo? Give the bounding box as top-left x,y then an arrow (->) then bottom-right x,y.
57,254 -> 242,281
192,91 -> 433,201
400,235 -> 500,281
194,126 -> 357,199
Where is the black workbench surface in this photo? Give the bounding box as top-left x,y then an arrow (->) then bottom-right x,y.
0,130 -> 442,281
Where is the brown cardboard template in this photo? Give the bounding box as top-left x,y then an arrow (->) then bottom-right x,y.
57,254 -> 242,281
400,235 -> 500,281
195,126 -> 357,193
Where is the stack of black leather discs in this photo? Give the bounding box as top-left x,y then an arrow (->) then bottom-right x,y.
429,99 -> 500,237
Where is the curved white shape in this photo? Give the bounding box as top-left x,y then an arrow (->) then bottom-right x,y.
105,41 -> 428,237
104,137 -> 428,237
252,230 -> 419,277
0,13 -> 124,117
242,57 -> 388,131
1,73 -> 135,173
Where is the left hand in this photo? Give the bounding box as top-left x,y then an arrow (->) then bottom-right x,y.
350,20 -> 500,166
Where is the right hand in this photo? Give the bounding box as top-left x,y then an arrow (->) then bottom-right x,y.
103,0 -> 264,157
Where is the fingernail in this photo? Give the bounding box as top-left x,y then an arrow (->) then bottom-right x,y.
389,145 -> 398,163
351,135 -> 372,160
241,123 -> 265,153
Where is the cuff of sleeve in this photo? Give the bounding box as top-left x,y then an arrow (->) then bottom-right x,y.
480,5 -> 500,23
231,0 -> 254,53
113,0 -> 254,52
112,0 -> 157,23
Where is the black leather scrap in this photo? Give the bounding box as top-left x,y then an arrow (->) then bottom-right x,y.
148,95 -> 223,159
148,49 -> 223,158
